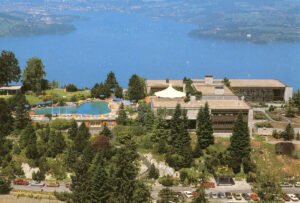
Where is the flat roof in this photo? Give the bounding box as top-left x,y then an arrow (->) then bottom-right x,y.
229,79 -> 286,88
151,97 -> 250,110
0,85 -> 22,90
146,80 -> 183,88
193,84 -> 234,96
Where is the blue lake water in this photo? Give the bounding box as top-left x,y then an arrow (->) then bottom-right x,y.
0,11 -> 299,89
32,101 -> 111,115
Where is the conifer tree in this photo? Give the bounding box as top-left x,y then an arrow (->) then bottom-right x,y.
195,102 -> 214,157
151,117 -> 169,142
47,130 -> 66,157
74,123 -> 91,153
144,108 -> 155,131
228,112 -> 250,173
169,104 -> 182,146
103,83 -> 111,98
114,85 -> 123,98
100,124 -> 112,138
105,71 -> 118,90
19,122 -> 35,149
0,99 -> 13,167
8,91 -> 30,130
88,152 -> 111,202
116,103 -> 127,125
68,119 -> 78,141
111,140 -> 151,202
128,74 -> 145,101
91,83 -> 100,98
283,123 -> 294,141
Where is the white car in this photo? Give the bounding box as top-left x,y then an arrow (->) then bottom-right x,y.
295,182 -> 300,187
210,192 -> 218,199
31,181 -> 45,186
184,191 -> 193,198
287,194 -> 299,201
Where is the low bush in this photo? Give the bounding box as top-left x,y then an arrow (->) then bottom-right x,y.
65,84 -> 78,92
255,122 -> 272,128
50,119 -> 71,130
53,191 -> 72,202
158,175 -> 174,186
275,142 -> 295,156
270,115 -> 282,121
292,150 -> 300,159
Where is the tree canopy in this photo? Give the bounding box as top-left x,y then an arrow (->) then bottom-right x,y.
128,74 -> 145,101
0,50 -> 21,86
22,57 -> 47,92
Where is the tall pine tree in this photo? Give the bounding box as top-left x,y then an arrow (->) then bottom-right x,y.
228,112 -> 250,173
116,103 -> 127,125
128,74 -> 145,101
195,102 -> 214,157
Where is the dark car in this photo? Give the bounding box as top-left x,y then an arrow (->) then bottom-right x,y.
218,192 -> 225,199
242,193 -> 251,200
225,192 -> 233,199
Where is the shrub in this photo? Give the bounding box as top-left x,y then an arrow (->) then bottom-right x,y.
296,132 -> 300,141
0,177 -> 12,194
275,142 -> 295,156
254,111 -> 267,120
158,175 -> 173,186
269,105 -> 276,112
65,84 -> 78,92
270,115 -> 282,121
50,119 -> 71,130
69,95 -> 77,102
255,122 -> 272,128
54,191 -> 72,202
272,130 -> 281,139
292,150 -> 300,159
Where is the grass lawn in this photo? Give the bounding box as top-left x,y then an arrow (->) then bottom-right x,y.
25,95 -> 42,105
252,134 -> 300,181
45,89 -> 90,99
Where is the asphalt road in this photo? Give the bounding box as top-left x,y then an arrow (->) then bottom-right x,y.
12,182 -> 70,193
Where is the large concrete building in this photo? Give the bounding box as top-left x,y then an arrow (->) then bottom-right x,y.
146,76 -> 293,132
146,76 -> 293,102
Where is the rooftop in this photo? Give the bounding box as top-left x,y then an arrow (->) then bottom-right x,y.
0,85 -> 22,90
146,80 -> 183,88
151,97 -> 250,110
229,79 -> 286,88
193,84 -> 235,96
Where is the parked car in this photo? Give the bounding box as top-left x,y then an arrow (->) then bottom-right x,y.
295,182 -> 300,187
46,181 -> 60,187
233,193 -> 242,200
31,181 -> 45,186
210,192 -> 218,199
281,182 -> 293,187
200,182 -> 215,188
176,192 -> 183,198
283,194 -> 291,201
225,192 -> 233,199
218,192 -> 225,199
251,193 -> 260,201
184,191 -> 193,198
13,179 -> 29,185
287,194 -> 299,201
242,193 -> 251,200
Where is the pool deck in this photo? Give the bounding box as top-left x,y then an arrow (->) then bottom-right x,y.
30,98 -> 126,122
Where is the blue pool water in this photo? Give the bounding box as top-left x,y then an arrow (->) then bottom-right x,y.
32,101 -> 111,115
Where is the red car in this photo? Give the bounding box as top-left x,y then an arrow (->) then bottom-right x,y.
200,182 -> 215,188
13,179 -> 29,185
283,194 -> 290,201
251,193 -> 260,201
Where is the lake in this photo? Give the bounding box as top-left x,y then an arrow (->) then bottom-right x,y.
0,11 -> 299,90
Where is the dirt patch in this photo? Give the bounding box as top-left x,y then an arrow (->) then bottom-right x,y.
251,140 -> 261,148
0,195 -> 61,203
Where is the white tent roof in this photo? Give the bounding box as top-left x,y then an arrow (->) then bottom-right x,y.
154,84 -> 186,98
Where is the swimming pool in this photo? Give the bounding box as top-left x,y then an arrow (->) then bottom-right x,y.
32,101 -> 111,115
